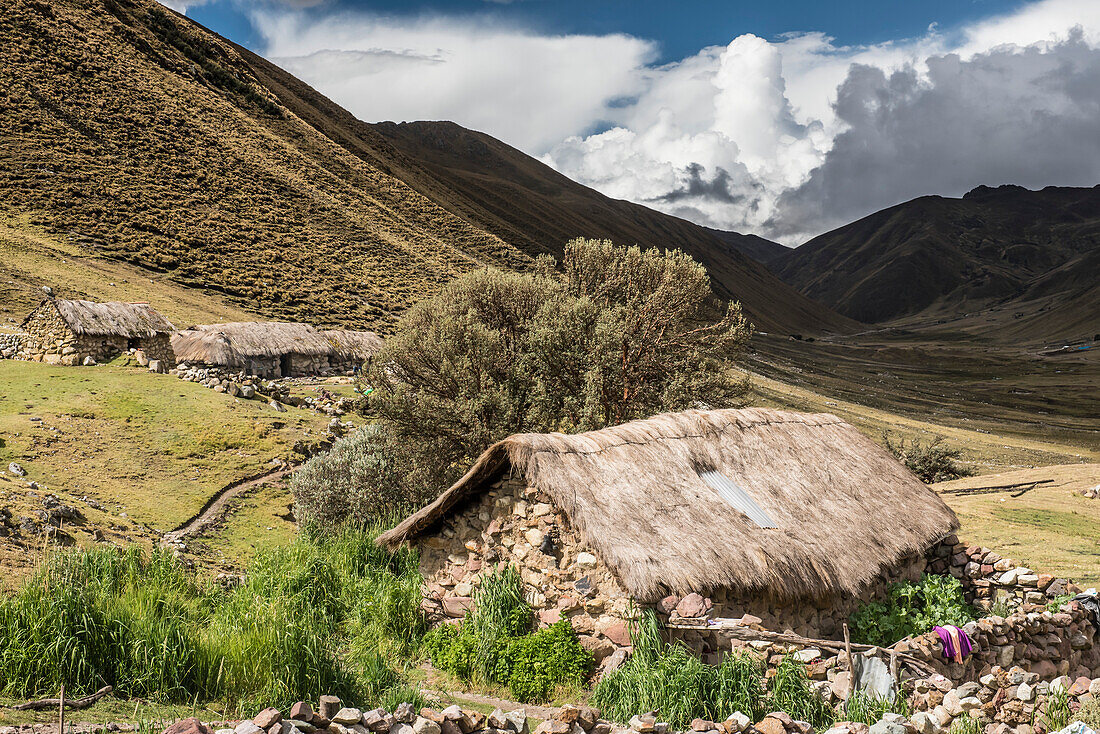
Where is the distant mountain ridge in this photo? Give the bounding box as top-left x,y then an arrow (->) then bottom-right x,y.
771,185 -> 1100,341
0,0 -> 852,336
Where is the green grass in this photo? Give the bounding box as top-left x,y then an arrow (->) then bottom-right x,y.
0,359 -> 334,582
593,611 -> 833,730
0,527 -> 426,712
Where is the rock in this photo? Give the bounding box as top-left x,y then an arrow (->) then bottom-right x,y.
601,647 -> 629,674
269,400 -> 286,412
724,714 -> 751,734
753,716 -> 787,734
217,729 -> 235,734
867,719 -> 908,734
675,593 -> 710,618
165,719 -> 215,734
488,711 -> 509,730
83,356 -> 96,366
363,710 -> 390,733
1017,682 -> 1035,701
534,723 -> 569,734
539,607 -> 562,626
256,709 -> 284,729
236,723 -> 264,734
412,719 -> 441,734
600,621 -> 632,647
575,551 -> 598,567
831,671 -> 852,700
690,721 -> 717,733
8,462 -> 26,477
628,716 -> 655,734
505,711 -> 530,734
1068,676 -> 1092,696
998,569 -> 1020,585
241,385 -> 256,399
293,704 -> 315,722
443,596 -> 474,617
287,723 -> 315,734
394,705 -> 416,725
794,648 -> 821,663
389,725 -> 414,734
656,595 -> 680,615
1091,678 -> 1100,697
333,710 -> 363,726
909,712 -> 937,734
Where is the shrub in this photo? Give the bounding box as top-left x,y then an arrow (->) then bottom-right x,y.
881,433 -> 975,483
290,424 -> 437,528
849,574 -> 976,646
353,240 -> 752,513
1076,697 -> 1100,730
494,620 -> 593,702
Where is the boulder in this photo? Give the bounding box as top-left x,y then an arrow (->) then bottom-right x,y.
628,716 -> 655,734
333,709 -> 363,726
412,719 -> 441,734
724,714 -> 751,734
394,705 -> 416,725
443,597 -> 474,618
674,593 -> 710,618
235,723 -> 264,734
164,719 -> 215,734
255,709 -> 283,729
292,704 -> 315,722
505,711 -> 530,734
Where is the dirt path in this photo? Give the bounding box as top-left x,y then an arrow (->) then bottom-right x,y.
162,467 -> 290,544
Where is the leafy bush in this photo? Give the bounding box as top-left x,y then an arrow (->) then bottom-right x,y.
881,433 -> 975,483
594,611 -> 832,730
0,528 -> 426,708
849,574 -> 976,646
423,566 -> 589,702
494,620 -> 593,702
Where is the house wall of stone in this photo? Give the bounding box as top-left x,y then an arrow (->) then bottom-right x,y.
0,333 -> 24,358
136,334 -> 175,366
18,302 -> 81,364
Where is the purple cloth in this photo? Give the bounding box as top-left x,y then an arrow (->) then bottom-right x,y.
934,625 -> 973,661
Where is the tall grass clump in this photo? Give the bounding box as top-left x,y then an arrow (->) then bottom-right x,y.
0,546 -> 211,700
0,526 -> 428,709
593,611 -> 767,729
842,690 -> 909,726
767,656 -> 835,730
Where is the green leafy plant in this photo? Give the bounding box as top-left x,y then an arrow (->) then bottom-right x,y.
881,433 -> 975,483
850,574 -> 976,646
423,566 -> 588,703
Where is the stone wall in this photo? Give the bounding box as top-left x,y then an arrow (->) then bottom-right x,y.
897,604 -> 1100,682
0,332 -> 23,358
908,664 -> 1100,734
416,475 -> 636,669
138,333 -> 175,366
926,539 -> 1080,615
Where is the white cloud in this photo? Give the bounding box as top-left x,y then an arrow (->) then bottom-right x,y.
250,0 -> 1100,243
544,0 -> 1100,242
254,11 -> 656,152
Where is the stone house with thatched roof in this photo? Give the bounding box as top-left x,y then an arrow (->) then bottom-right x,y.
378,408 -> 959,663
171,322 -> 382,378
19,296 -> 175,366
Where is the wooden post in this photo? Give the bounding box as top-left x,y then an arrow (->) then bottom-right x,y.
58,685 -> 65,734
843,623 -> 855,703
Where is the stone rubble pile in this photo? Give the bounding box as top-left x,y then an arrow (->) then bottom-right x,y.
1080,485 -> 1099,500
169,365 -> 357,415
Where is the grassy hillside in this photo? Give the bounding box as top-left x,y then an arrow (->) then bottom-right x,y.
0,214 -> 258,329
0,0 -> 852,336
771,185 -> 1100,343
0,359 -> 335,587
935,464 -> 1100,588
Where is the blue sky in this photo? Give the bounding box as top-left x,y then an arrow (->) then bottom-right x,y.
173,0 -> 1100,242
191,0 -> 1024,62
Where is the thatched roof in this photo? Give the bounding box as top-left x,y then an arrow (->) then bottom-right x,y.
171,322 -> 382,366
378,408 -> 959,602
32,298 -> 175,337
322,329 -> 384,361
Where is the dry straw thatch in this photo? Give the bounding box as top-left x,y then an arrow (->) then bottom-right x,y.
37,298 -> 175,337
171,321 -> 382,366
379,408 -> 959,602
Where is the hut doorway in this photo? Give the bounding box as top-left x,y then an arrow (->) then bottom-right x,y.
280,354 -> 293,377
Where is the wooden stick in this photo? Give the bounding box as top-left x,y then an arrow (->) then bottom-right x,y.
843,623 -> 855,703
12,685 -> 113,711
59,685 -> 64,734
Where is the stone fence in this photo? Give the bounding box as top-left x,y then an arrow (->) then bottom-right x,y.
0,332 -> 24,358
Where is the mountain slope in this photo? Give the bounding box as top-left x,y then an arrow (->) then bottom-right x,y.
772,185 -> 1100,340
702,227 -> 791,264
0,0 -> 853,335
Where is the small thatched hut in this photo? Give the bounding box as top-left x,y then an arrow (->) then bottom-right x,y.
19,297 -> 175,366
171,322 -> 381,377
378,408 -> 959,657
